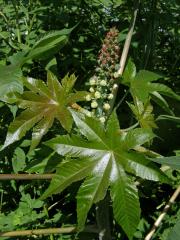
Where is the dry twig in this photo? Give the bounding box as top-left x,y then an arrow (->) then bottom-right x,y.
145,186 -> 180,240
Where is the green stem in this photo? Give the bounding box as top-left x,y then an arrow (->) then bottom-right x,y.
11,0 -> 22,43
121,122 -> 139,132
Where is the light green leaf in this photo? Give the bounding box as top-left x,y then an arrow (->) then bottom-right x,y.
41,158 -> 95,199
131,70 -> 179,103
12,147 -> 26,173
122,128 -> 155,150
151,92 -> 174,115
122,58 -> 136,85
0,64 -> 23,97
77,156 -> 111,230
2,109 -> 43,149
125,152 -> 170,183
111,165 -> 140,240
148,83 -> 180,101
30,116 -> 54,152
149,156 -> 180,170
166,218 -> 180,240
25,28 -> 72,60
2,72 -> 86,150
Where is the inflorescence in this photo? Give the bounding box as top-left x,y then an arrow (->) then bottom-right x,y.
86,27 -> 120,122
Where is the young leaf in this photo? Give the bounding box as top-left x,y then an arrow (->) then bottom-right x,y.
127,101 -> 157,129
2,71 -> 87,151
42,110 -> 169,239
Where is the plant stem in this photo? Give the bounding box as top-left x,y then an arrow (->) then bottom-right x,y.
108,0 -> 140,116
145,186 -> 180,240
0,226 -> 99,237
0,174 -> 54,180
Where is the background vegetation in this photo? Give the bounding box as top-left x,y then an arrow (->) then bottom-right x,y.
0,0 -> 179,239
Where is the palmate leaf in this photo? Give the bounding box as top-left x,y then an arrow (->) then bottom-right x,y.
2,71 -> 87,151
127,100 -> 157,129
41,110 -> 170,239
130,70 -> 180,103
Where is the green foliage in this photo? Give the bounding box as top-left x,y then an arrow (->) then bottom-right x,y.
167,217 -> 180,240
2,71 -> 87,151
41,110 -> 169,239
0,64 -> 23,96
0,0 -> 179,239
0,193 -> 45,231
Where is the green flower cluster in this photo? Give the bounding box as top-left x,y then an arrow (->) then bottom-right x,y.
86,27 -> 120,122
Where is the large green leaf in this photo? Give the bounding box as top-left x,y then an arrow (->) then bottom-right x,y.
25,28 -> 73,61
2,71 -> 87,151
42,110 -> 169,239
0,64 -> 23,97
111,166 -> 140,240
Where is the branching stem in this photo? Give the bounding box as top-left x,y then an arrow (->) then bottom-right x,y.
108,0 -> 140,116
145,186 -> 180,240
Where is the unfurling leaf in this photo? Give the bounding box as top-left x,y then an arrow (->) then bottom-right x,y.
41,110 -> 169,239
2,71 -> 87,151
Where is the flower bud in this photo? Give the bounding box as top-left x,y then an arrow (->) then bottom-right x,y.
100,80 -> 107,86
103,103 -> 111,111
86,94 -> 91,101
108,93 -> 114,100
94,91 -> 101,99
91,101 -> 98,108
99,117 -> 106,123
89,87 -> 95,93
